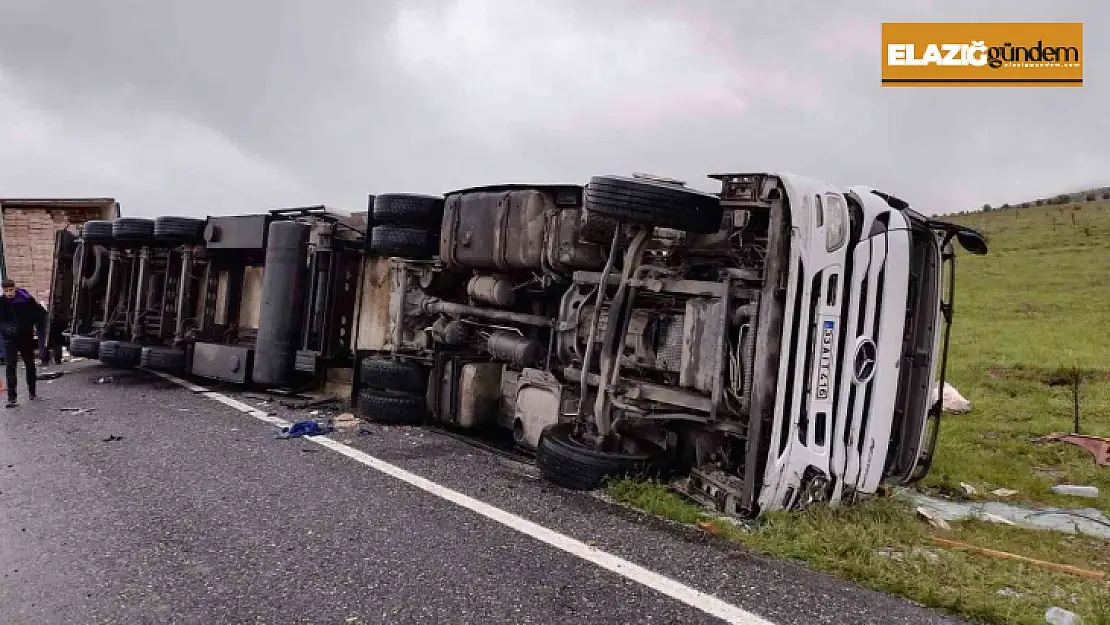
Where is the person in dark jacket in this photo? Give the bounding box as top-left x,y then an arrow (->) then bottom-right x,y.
0,279 -> 46,407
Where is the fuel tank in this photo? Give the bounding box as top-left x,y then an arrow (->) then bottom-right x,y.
252,220 -> 311,385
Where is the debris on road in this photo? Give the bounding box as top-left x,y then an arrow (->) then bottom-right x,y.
916,506 -> 952,531
697,520 -> 724,535
93,376 -> 115,384
899,489 -> 1110,538
275,420 -> 334,439
59,406 -> 95,416
329,413 -> 359,430
38,370 -> 63,381
1045,606 -> 1083,625
931,536 -> 1105,580
278,394 -> 340,410
931,382 -> 972,413
1050,484 -> 1099,498
1036,432 -> 1110,467
874,548 -> 904,562
102,435 -> 123,442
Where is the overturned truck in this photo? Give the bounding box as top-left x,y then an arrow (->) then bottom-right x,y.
359,172 -> 987,518
52,171 -> 987,519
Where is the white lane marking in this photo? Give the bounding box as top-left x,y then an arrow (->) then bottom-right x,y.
149,370 -> 776,625
155,373 -> 291,427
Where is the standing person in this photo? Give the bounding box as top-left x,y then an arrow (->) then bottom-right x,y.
0,279 -> 46,407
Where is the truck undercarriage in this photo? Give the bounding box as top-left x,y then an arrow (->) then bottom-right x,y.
359,172 -> 988,518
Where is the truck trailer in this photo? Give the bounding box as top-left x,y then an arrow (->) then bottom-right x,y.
52,207 -> 365,391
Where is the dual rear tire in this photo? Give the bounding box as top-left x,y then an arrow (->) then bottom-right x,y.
356,357 -> 430,425
140,346 -> 187,374
367,194 -> 443,260
68,335 -> 101,359
82,216 -> 206,246
97,341 -> 185,374
98,340 -> 142,368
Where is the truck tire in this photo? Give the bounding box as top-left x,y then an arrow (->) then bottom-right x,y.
536,423 -> 658,491
355,389 -> 426,425
367,225 -> 437,259
154,216 -> 206,243
82,220 -> 114,244
73,244 -> 109,289
112,218 -> 156,243
68,335 -> 101,359
98,340 -> 142,368
584,175 -> 724,235
372,194 -> 445,229
140,346 -> 186,373
359,358 -> 428,395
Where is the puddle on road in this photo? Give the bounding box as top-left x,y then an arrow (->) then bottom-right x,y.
896,488 -> 1110,539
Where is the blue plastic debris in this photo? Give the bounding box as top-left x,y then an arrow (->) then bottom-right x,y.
276,419 -> 334,439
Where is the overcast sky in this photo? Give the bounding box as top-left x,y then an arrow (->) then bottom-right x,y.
0,1 -> 1104,217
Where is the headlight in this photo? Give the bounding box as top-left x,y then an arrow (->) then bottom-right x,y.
825,194 -> 848,252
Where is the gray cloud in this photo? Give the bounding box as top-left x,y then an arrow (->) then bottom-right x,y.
0,0 -> 1105,217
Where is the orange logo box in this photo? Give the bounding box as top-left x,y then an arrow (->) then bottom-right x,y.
881,22 -> 1083,87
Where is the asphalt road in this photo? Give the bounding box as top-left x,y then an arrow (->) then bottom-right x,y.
0,361 -> 966,625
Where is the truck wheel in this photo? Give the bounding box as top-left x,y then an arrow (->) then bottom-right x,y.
154,216 -> 206,243
583,175 -> 724,235
536,422 -> 658,491
112,218 -> 156,243
367,225 -> 438,259
68,335 -> 101,359
356,389 -> 427,425
73,244 -> 109,289
98,340 -> 142,368
373,194 -> 445,229
82,220 -> 114,244
140,346 -> 186,373
359,357 -> 428,395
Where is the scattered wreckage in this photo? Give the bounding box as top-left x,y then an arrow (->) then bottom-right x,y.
49,172 -> 987,519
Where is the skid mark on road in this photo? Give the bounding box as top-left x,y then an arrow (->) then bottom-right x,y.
149,371 -> 776,625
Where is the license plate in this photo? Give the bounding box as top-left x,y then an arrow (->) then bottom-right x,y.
816,319 -> 835,400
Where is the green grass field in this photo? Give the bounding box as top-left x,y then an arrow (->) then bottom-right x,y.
608,200 -> 1110,625
928,201 -> 1110,511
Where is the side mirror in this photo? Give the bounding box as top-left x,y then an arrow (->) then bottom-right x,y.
955,230 -> 988,255
926,219 -> 989,256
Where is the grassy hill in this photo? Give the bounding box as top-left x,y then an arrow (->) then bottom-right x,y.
929,201 -> 1110,511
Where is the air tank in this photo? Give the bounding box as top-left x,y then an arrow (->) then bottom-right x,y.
467,275 -> 515,307
487,331 -> 543,367
252,220 -> 311,385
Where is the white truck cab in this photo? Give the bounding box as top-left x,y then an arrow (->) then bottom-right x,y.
757,180 -> 986,514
